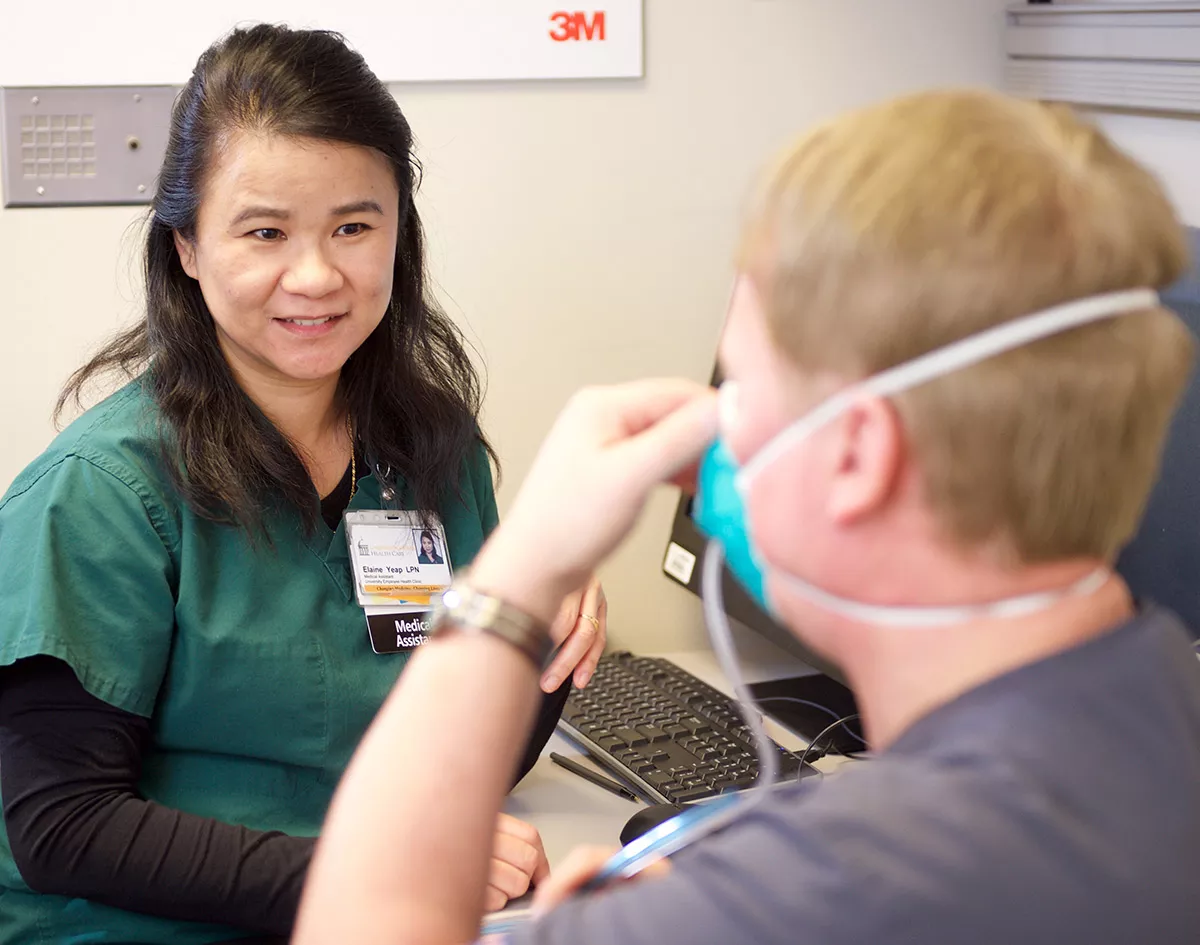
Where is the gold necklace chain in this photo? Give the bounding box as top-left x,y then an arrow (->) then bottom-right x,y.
347,414 -> 357,502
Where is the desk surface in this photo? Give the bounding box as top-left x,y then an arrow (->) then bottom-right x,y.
505,647 -> 843,868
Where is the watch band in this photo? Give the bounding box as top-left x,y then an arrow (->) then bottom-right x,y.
429,580 -> 554,669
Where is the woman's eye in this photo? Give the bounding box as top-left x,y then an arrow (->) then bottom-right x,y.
251,228 -> 283,241
336,223 -> 371,237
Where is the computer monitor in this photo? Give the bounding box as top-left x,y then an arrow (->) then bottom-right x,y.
661,370 -> 862,751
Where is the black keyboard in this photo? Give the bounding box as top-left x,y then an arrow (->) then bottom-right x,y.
558,651 -> 810,805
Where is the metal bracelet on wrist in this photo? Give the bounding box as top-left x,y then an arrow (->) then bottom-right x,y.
429,579 -> 554,669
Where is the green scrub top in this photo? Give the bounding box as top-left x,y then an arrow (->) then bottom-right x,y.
0,379 -> 499,944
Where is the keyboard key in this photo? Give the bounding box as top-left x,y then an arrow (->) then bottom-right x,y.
672,785 -> 716,802
637,725 -> 670,743
682,717 -> 713,735
717,775 -> 759,794
646,772 -> 677,789
597,736 -> 623,751
614,727 -> 649,747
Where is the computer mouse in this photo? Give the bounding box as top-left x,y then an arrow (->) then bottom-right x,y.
592,795 -> 744,892
620,802 -> 689,846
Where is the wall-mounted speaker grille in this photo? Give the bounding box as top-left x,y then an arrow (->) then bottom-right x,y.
1,86 -> 175,208
19,113 -> 97,179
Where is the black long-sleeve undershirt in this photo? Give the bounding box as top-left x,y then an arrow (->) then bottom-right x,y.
0,657 -> 569,938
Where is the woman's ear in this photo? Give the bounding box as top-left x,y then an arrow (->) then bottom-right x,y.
173,231 -> 199,280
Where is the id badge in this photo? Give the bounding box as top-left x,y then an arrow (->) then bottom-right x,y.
344,510 -> 453,654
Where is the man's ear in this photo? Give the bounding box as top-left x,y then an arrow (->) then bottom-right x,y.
826,395 -> 903,524
173,230 -> 199,280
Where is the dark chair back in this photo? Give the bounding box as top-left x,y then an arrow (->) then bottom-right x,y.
1116,229 -> 1200,637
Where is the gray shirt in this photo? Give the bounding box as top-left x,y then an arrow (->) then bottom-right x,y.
513,607 -> 1200,945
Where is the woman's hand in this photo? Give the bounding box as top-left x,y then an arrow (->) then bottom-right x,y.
541,576 -> 607,692
472,380 -> 717,625
485,814 -> 550,912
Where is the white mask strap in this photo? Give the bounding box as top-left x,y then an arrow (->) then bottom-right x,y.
740,287 -> 1159,485
775,567 -> 1110,629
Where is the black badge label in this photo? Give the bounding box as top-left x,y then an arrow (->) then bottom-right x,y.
366,611 -> 432,654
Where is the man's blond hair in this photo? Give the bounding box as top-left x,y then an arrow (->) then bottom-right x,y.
739,89 -> 1194,563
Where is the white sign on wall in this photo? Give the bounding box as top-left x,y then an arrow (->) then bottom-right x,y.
0,1 -> 643,86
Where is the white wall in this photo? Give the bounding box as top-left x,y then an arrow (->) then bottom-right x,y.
1089,112 -> 1200,227
0,0 -> 1009,651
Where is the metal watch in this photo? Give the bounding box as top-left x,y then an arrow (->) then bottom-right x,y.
429,580 -> 554,669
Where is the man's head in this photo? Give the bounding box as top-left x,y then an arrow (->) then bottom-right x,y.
717,89 -> 1193,647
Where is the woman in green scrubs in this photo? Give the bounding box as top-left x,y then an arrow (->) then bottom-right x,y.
0,24 -> 606,945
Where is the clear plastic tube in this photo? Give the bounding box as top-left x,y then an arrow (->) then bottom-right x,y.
701,540 -> 778,810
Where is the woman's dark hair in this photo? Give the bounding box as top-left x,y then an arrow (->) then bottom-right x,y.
57,24 -> 494,533
420,529 -> 435,547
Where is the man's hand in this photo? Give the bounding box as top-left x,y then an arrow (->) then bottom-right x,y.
473,380 -> 718,625
530,845 -> 672,914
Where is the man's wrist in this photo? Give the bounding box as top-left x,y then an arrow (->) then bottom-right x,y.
470,533 -> 577,628
430,581 -> 555,669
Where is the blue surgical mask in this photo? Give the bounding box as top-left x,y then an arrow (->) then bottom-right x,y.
693,287 -> 1158,627
695,437 -> 768,606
